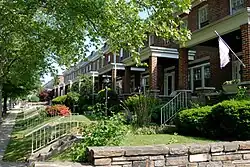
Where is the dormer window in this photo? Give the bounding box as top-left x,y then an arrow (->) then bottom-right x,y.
230,0 -> 244,15
198,5 -> 209,29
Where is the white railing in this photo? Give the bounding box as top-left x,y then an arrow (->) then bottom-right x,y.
161,91 -> 190,125
25,113 -> 84,154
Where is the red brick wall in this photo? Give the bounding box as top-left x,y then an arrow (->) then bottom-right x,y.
241,24 -> 250,81
208,0 -> 230,23
149,56 -> 158,90
178,48 -> 188,89
188,1 -> 207,32
195,46 -> 216,60
209,47 -> 232,89
187,0 -> 231,32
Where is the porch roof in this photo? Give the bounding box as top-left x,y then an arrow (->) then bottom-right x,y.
122,46 -> 195,66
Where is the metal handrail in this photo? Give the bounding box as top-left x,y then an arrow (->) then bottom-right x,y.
25,113 -> 83,154
160,91 -> 189,125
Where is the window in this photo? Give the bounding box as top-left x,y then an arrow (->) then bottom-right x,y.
107,55 -> 111,63
231,0 -> 244,14
181,17 -> 188,29
204,65 -> 210,87
93,62 -> 96,71
198,5 -> 208,29
189,63 -> 210,91
97,60 -> 100,70
193,67 -> 202,88
149,35 -> 155,46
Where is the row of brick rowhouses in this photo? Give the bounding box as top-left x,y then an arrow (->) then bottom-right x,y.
51,0 -> 250,98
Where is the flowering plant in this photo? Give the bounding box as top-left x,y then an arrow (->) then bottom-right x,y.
45,105 -> 71,116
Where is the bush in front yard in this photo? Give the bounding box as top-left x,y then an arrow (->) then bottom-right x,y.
45,105 -> 71,116
52,95 -> 67,105
175,106 -> 212,136
205,100 -> 250,141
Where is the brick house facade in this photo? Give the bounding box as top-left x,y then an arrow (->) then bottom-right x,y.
51,0 -> 250,99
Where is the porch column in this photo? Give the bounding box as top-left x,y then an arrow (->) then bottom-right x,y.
149,56 -> 158,90
241,24 -> 250,81
178,48 -> 188,90
111,69 -> 116,92
157,63 -> 164,94
124,66 -> 131,93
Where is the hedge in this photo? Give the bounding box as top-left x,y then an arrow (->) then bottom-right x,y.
52,95 -> 67,105
175,106 -> 212,136
175,100 -> 250,141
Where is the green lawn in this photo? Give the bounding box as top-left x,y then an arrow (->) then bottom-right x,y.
50,133 -> 213,162
3,115 -> 90,162
120,134 -> 213,146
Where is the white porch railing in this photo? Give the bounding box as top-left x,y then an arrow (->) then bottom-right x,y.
25,113 -> 84,154
161,91 -> 190,125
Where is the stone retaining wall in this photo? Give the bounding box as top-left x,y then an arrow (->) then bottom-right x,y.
87,141 -> 250,167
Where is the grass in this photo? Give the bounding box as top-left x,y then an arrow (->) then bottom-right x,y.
3,114 -> 91,162
120,134 -> 213,146
50,133 -> 213,162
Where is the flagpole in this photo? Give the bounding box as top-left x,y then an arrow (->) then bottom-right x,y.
214,30 -> 246,68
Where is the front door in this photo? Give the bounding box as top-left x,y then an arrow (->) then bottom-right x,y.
164,72 -> 175,96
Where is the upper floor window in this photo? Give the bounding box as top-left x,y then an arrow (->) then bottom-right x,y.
230,0 -> 244,14
198,5 -> 209,29
181,16 -> 188,29
107,55 -> 111,63
97,60 -> 100,70
149,35 -> 154,46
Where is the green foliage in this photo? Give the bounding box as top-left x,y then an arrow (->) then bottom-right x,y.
87,103 -> 106,118
131,125 -> 176,135
205,100 -> 250,140
52,95 -> 67,105
122,94 -> 161,127
27,95 -> 40,102
176,100 -> 250,141
175,106 -> 212,136
97,88 -> 120,115
70,114 -> 128,162
236,86 -> 248,100
65,92 -> 80,111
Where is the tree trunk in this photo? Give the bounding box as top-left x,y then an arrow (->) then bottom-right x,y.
0,83 -> 3,121
3,95 -> 7,115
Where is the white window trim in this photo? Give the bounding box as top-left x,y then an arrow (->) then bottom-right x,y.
230,0 -> 244,15
188,63 -> 210,91
182,16 -> 188,29
107,55 -> 111,63
149,35 -> 154,46
198,5 -> 208,29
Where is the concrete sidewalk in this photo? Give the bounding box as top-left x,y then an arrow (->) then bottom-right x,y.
0,108 -> 27,167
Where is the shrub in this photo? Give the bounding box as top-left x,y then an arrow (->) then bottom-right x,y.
175,106 -> 212,136
52,95 -> 67,105
205,100 -> 250,140
45,105 -> 71,116
121,94 -> 161,126
65,92 -> 80,111
28,95 -> 40,102
39,90 -> 50,102
97,88 -> 120,115
70,114 -> 128,161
